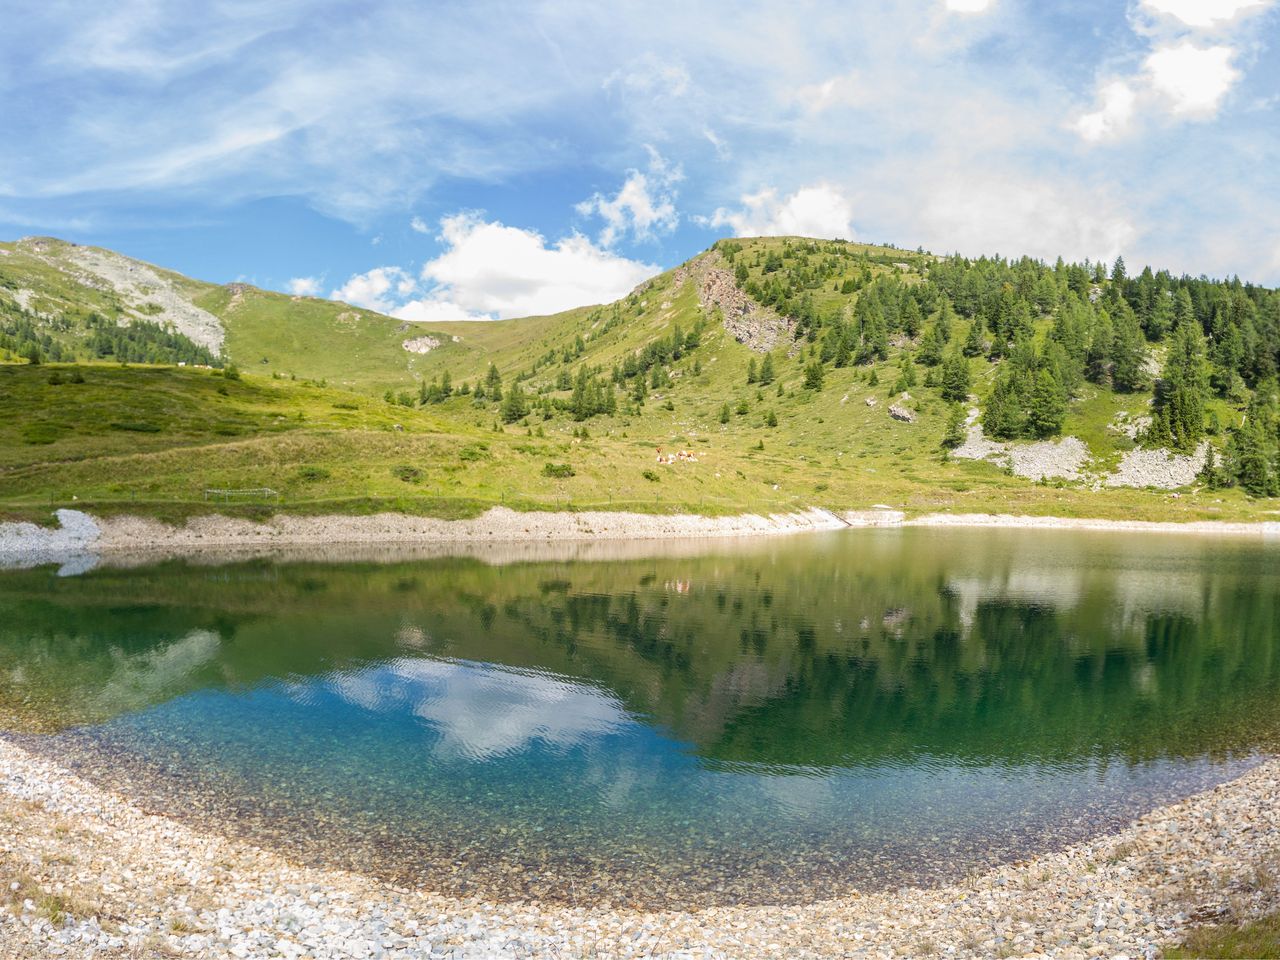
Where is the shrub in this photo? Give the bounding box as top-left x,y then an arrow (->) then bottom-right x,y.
642,469 -> 660,482
542,462 -> 575,479
392,464 -> 423,483
110,421 -> 162,433
295,466 -> 331,482
46,371 -> 65,385
459,443 -> 490,462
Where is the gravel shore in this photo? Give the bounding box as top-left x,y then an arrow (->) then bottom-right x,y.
1,737 -> 1277,959
3,507 -> 1279,571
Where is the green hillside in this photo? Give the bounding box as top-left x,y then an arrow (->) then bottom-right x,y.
2,234 -> 1279,524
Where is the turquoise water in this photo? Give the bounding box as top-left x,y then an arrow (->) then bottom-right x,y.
2,527 -> 1278,906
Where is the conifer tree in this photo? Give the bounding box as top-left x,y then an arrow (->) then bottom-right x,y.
939,352 -> 970,402
941,403 -> 967,449
1027,368 -> 1066,438
759,352 -> 776,385
500,383 -> 527,423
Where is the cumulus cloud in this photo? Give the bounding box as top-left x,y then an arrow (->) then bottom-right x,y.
1145,42 -> 1239,114
1140,0 -> 1272,27
707,184 -> 856,240
409,216 -> 429,233
329,266 -> 416,313
1074,80 -> 1139,141
917,174 -> 1137,264
575,147 -> 681,246
286,275 -> 322,297
329,213 -> 659,321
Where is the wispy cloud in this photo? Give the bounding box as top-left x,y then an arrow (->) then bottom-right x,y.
3,0 -> 1279,284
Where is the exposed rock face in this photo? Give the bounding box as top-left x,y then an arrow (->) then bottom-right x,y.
888,404 -> 915,423
16,237 -> 224,352
402,335 -> 442,354
674,255 -> 794,353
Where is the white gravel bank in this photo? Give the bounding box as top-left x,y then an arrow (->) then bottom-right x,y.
0,738 -> 1277,958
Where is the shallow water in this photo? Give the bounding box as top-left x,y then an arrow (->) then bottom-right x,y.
2,527 -> 1279,907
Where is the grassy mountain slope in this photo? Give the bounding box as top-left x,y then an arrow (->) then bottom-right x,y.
0,237 -> 427,392
1,235 -> 1278,524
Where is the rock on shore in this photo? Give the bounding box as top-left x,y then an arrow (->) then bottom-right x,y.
0,738 -> 1278,958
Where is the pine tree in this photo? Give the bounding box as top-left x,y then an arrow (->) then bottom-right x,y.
747,358 -> 758,384
939,353 -> 970,402
1110,309 -> 1148,392
803,361 -> 825,391
759,352 -> 776,385
961,321 -> 985,358
1027,368 -> 1066,438
500,383 -> 527,423
918,323 -> 945,366
941,403 -> 966,449
719,402 -> 731,424
1152,317 -> 1208,450
983,375 -> 1024,439
485,363 -> 503,402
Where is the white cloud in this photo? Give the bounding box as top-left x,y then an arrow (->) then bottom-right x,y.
328,213 -> 659,321
1145,42 -> 1239,114
409,216 -> 429,233
707,184 -> 856,240
1140,0 -> 1271,27
792,71 -> 869,113
917,174 -> 1137,263
1075,80 -> 1139,141
945,0 -> 994,11
330,265 -> 416,313
286,275 -> 322,297
603,53 -> 690,99
575,147 -> 681,246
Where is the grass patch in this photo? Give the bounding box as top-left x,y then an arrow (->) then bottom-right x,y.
1167,912 -> 1280,958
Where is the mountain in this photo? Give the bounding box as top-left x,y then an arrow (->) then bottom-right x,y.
0,236 -> 429,392
2,234 -> 1278,524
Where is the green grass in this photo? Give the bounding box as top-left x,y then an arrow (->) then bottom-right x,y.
1,235 -> 1276,525
1166,912 -> 1280,958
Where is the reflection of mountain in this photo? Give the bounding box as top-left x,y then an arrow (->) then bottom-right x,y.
1,527 -> 1278,765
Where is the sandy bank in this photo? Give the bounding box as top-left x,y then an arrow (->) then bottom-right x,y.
0,737 -> 1277,958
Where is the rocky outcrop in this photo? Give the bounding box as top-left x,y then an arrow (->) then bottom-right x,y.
674,255 -> 794,353
888,403 -> 915,423
402,335 -> 442,354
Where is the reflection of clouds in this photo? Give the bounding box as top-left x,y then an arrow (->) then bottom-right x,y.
92,629 -> 221,713
326,657 -> 631,761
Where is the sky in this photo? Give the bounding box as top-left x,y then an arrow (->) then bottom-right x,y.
2,0 -> 1278,321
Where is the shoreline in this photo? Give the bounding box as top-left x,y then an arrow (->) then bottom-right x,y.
1,505 -> 1278,568
1,736 -> 1277,958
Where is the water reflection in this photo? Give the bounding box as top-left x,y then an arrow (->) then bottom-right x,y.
1,527 -> 1278,905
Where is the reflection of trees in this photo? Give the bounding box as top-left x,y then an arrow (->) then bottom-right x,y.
1,528 -> 1278,765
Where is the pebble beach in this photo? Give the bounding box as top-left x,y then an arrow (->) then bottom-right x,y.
1,736 -> 1277,959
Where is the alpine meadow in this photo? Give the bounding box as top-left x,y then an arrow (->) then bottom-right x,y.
4,3 -> 1280,959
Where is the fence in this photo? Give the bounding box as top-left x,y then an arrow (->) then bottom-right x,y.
202,487 -> 280,504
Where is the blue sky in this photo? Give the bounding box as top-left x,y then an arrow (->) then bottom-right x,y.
2,0 -> 1278,320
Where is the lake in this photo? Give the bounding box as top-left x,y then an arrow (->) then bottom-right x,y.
1,527 -> 1278,908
